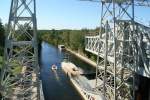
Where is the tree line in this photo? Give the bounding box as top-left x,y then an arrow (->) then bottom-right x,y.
0,18 -> 101,65
0,20 -> 5,56
38,28 -> 100,61
0,20 -> 5,70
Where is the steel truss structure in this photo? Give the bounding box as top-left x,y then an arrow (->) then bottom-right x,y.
0,0 -> 41,99
85,0 -> 150,100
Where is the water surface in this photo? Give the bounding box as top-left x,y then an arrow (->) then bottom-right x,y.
40,42 -> 95,100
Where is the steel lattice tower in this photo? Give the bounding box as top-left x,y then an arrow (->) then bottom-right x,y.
0,0 -> 40,99
95,0 -> 150,100
95,0 -> 136,99
84,0 -> 150,100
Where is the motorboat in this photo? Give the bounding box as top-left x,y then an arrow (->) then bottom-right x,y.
51,64 -> 57,70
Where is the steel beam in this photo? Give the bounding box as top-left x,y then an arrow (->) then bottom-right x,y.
0,0 -> 40,99
85,0 -> 149,99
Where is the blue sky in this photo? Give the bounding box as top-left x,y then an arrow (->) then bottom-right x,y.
0,0 -> 100,29
0,0 -> 150,29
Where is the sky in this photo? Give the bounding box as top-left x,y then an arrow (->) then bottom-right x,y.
0,0 -> 150,30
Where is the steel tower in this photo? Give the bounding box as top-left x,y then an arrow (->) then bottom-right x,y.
85,0 -> 150,100
0,0 -> 40,99
95,0 -> 136,99
95,0 -> 150,100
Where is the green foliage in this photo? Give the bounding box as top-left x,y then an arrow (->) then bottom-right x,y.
11,60 -> 22,75
62,30 -> 70,47
0,20 -> 4,70
0,21 -> 5,56
16,23 -> 32,41
0,56 -> 2,69
38,27 -> 101,60
12,66 -> 22,75
69,30 -> 85,52
39,30 -> 57,45
115,0 -> 126,3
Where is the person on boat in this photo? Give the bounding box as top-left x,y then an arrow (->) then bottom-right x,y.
52,64 -> 56,67
51,64 -> 57,70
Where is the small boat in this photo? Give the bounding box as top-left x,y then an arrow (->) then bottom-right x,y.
58,45 -> 65,51
51,64 -> 57,70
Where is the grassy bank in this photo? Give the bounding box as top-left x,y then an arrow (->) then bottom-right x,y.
66,48 -> 97,67
0,56 -> 3,69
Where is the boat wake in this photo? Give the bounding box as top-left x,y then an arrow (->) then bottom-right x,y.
53,70 -> 63,86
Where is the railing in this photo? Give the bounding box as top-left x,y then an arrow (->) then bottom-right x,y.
85,20 -> 150,77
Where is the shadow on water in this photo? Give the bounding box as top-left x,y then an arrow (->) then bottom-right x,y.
40,42 -> 83,100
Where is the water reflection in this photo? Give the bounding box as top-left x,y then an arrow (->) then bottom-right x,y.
40,42 -> 82,100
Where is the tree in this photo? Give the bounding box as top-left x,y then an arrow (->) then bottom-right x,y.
0,20 -> 5,56
17,23 -> 32,41
69,30 -> 85,52
52,29 -> 59,45
62,30 -> 70,46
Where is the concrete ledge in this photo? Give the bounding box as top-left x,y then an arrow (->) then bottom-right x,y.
66,48 -> 97,67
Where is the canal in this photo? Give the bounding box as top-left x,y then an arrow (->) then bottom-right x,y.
40,42 -> 95,100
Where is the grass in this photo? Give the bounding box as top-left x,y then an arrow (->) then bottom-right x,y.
0,56 -> 3,69
11,60 -> 22,75
0,57 -> 22,75
12,66 -> 22,75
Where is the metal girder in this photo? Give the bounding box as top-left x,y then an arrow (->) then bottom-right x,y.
85,21 -> 150,77
94,3 -> 136,99
0,0 -> 41,100
81,0 -> 150,7
86,0 -> 135,100
85,0 -> 149,100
